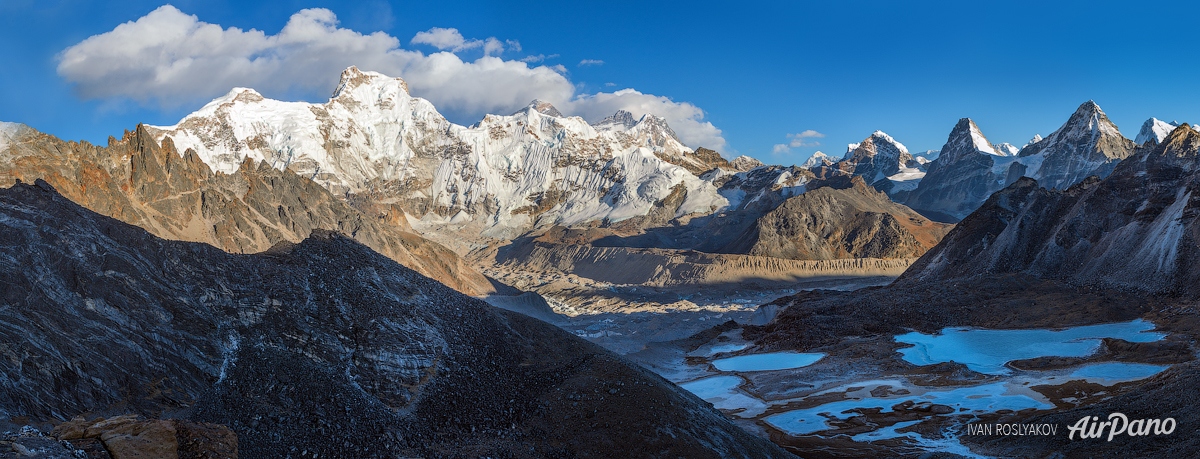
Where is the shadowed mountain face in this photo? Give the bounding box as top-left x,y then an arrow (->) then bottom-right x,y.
0,180 -> 793,459
0,123 -> 493,296
902,124 -> 1200,297
905,118 -> 1018,218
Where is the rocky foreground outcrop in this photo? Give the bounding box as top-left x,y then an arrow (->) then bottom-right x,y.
0,179 -> 792,458
0,123 -> 492,296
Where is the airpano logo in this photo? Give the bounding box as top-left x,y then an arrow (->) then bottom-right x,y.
1068,413 -> 1176,441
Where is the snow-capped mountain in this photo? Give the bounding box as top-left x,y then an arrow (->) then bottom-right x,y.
992,143 -> 1019,156
905,118 -> 1023,219
1134,117 -> 1183,145
801,151 -> 834,169
807,131 -> 926,199
904,123 -> 1200,296
149,67 -> 729,238
1016,100 -> 1135,191
842,131 -> 913,182
729,155 -> 764,171
905,101 -> 1137,219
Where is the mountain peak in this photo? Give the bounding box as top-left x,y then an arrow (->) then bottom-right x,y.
594,110 -> 638,130
801,151 -> 833,169
1076,100 -> 1101,114
513,99 -> 565,118
865,130 -> 909,155
1135,117 -> 1183,146
936,118 -> 999,165
1057,100 -> 1121,140
332,65 -> 409,99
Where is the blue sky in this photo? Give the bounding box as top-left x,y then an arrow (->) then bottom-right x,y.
3,0 -> 1198,165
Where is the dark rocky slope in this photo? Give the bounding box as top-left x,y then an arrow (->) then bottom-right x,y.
0,123 -> 492,296
0,180 -> 792,459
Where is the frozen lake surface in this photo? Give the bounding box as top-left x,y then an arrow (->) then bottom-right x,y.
896,320 -> 1166,374
678,375 -> 770,416
1070,362 -> 1169,381
765,382 -> 1053,436
711,351 -> 825,372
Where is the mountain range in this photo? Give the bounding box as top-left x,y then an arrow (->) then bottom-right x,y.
4,63 -> 1199,458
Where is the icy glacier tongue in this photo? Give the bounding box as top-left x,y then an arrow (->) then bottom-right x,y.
149,66 -> 729,237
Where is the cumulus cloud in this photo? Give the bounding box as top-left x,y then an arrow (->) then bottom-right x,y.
409,27 -> 516,55
772,130 -> 825,153
519,53 -> 558,63
578,59 -> 604,66
56,5 -> 728,152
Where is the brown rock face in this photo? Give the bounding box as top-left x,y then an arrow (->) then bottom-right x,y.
722,177 -> 953,259
0,123 -> 492,296
53,415 -> 237,459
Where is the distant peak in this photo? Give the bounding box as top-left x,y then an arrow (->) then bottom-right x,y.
1136,117 -> 1183,146
514,99 -> 564,118
593,109 -> 638,130
864,130 -> 909,155
944,117 -> 998,157
332,66 -> 409,98
1072,100 -> 1104,117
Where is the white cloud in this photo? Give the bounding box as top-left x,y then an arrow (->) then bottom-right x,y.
56,5 -> 728,152
784,130 -> 825,148
578,59 -> 604,66
772,130 -> 826,154
520,53 -> 558,63
409,27 -> 514,56
410,27 -> 469,50
790,130 -> 825,139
